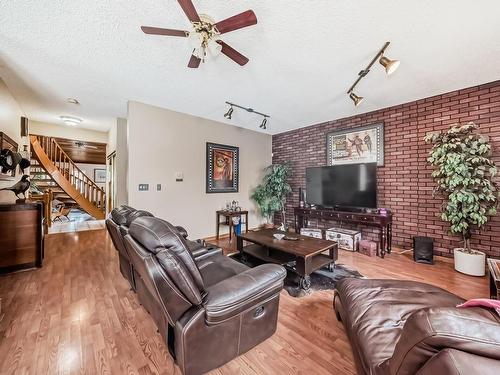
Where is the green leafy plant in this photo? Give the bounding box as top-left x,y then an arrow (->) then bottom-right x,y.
251,162 -> 292,227
424,122 -> 498,253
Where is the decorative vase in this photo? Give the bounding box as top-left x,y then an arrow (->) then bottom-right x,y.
453,248 -> 486,277
262,223 -> 275,229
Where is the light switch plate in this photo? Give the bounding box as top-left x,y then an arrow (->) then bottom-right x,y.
138,184 -> 149,191
175,172 -> 183,182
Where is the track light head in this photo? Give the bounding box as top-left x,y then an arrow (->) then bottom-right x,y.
349,92 -> 364,107
260,117 -> 267,130
379,56 -> 400,75
224,106 -> 233,119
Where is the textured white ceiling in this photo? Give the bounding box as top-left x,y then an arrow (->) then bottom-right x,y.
1,1 -> 500,134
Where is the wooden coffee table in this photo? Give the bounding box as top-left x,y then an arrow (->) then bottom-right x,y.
237,229 -> 338,291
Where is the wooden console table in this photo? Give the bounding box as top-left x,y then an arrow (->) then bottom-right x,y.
216,210 -> 249,242
488,258 -> 500,300
294,207 -> 393,258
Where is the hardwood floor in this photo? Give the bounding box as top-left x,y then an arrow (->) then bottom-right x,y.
0,230 -> 489,375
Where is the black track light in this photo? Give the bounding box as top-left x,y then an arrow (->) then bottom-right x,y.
224,106 -> 234,119
260,117 -> 267,130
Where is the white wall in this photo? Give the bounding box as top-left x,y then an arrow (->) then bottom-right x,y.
0,78 -> 27,204
76,163 -> 106,190
127,101 -> 272,239
106,117 -> 128,209
30,120 -> 108,143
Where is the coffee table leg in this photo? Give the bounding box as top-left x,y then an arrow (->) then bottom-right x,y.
299,275 -> 311,291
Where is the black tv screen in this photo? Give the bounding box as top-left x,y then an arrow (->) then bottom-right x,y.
306,163 -> 377,209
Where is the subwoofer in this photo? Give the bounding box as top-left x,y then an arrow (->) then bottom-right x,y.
413,236 -> 433,264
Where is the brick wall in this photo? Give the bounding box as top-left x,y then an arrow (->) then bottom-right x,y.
272,80 -> 500,258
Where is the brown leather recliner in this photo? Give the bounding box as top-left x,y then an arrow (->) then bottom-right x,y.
106,206 -> 215,290
105,205 -> 144,289
124,216 -> 287,375
333,278 -> 500,375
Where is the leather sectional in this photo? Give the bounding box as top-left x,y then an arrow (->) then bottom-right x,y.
334,278 -> 500,374
106,206 -> 286,375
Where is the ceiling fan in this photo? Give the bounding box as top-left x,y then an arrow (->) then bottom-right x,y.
74,141 -> 98,150
141,0 -> 257,68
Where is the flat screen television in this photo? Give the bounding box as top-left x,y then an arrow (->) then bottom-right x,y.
306,163 -> 377,209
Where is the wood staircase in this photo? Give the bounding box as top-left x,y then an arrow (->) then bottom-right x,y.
30,135 -> 106,219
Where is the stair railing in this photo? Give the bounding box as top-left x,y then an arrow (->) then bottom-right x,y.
31,135 -> 106,214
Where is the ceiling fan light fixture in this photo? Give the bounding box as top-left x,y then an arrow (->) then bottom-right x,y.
207,39 -> 222,57
349,92 -> 364,107
224,106 -> 233,119
60,115 -> 82,126
260,117 -> 267,129
379,56 -> 400,75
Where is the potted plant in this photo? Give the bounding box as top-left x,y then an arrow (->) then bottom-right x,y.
251,162 -> 292,230
424,122 -> 498,276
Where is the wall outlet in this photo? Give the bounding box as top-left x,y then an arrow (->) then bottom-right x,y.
157,184 -> 161,191
138,184 -> 149,191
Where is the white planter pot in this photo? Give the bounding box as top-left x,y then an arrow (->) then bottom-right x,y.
453,248 -> 486,276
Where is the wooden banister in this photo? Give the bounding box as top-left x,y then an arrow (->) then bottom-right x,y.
29,135 -> 106,219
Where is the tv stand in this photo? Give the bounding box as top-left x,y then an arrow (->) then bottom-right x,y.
294,207 -> 393,258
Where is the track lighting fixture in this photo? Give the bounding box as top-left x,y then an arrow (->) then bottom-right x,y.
349,92 -> 364,107
346,41 -> 400,106
260,117 -> 268,129
224,101 -> 270,130
379,56 -> 400,75
224,105 -> 234,119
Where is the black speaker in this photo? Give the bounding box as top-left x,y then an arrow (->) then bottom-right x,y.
299,187 -> 306,208
20,116 -> 29,137
413,236 -> 434,264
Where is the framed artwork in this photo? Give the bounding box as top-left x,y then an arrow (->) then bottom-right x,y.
326,123 -> 384,166
206,142 -> 239,193
0,132 -> 19,180
94,168 -> 107,183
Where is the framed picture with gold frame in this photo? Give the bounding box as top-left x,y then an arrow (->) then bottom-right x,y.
326,123 -> 384,166
206,142 -> 239,193
0,132 -> 19,180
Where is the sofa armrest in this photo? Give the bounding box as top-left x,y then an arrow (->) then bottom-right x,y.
192,246 -> 223,261
175,226 -> 189,238
416,348 -> 500,375
389,307 -> 500,375
203,264 -> 286,325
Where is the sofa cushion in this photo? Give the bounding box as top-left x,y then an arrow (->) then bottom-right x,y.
334,278 -> 464,374
110,206 -> 134,225
125,209 -> 153,227
129,217 -> 206,302
197,253 -> 249,287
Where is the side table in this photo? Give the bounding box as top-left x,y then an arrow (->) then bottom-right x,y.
216,210 -> 249,242
487,258 -> 500,299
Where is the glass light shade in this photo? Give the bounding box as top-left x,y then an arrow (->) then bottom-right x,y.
207,40 -> 222,57
188,31 -> 203,49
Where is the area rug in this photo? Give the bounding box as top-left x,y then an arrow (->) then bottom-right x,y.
229,252 -> 363,298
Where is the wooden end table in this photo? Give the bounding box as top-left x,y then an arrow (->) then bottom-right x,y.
487,258 -> 500,300
216,210 -> 249,243
237,229 -> 338,292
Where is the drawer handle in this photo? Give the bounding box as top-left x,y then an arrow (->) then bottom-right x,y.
254,306 -> 265,318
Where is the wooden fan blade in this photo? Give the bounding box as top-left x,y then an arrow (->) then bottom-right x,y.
177,0 -> 200,22
141,26 -> 188,37
214,10 -> 257,34
216,40 -> 249,66
188,54 -> 201,68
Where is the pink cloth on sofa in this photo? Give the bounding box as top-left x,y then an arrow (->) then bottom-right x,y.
457,298 -> 500,316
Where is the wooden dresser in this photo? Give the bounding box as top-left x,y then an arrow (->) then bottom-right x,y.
0,202 -> 44,273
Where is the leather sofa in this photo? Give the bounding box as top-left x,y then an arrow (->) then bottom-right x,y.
106,205 -> 215,290
124,216 -> 286,375
333,278 -> 500,375
105,205 -> 153,290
